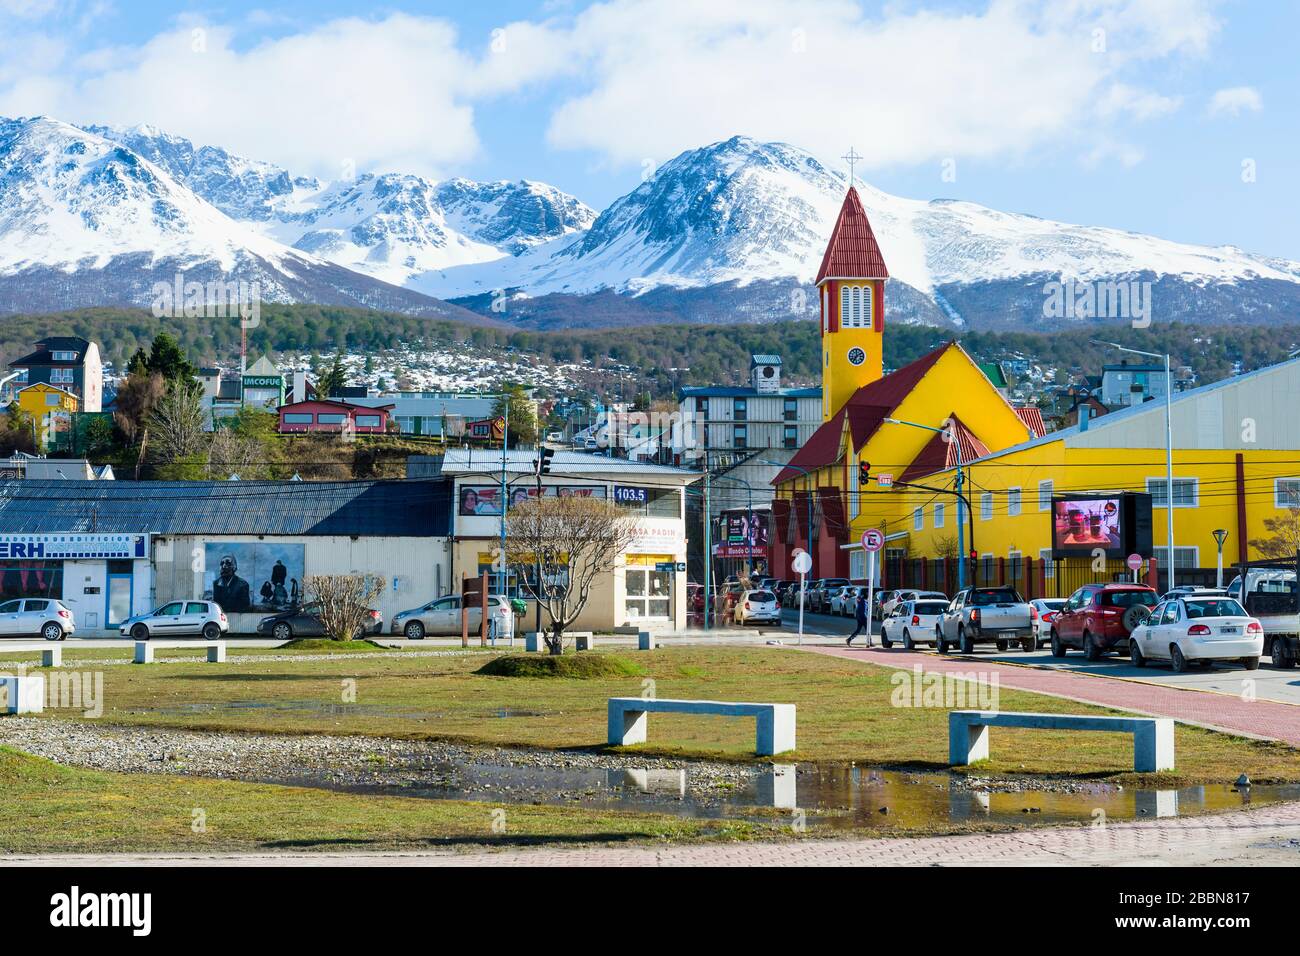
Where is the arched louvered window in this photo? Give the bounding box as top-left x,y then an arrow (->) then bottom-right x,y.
839,285 -> 850,329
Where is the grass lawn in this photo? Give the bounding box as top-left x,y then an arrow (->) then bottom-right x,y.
18,645 -> 1299,786
0,641 -> 496,665
0,746 -> 758,854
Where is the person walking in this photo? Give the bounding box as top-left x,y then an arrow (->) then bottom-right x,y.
847,590 -> 872,647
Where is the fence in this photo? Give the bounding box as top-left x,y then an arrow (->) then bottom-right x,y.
881,554 -> 1180,599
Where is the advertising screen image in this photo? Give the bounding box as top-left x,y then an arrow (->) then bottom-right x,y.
1052,497 -> 1122,554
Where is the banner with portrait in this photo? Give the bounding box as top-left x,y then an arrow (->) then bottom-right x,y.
203,542 -> 306,613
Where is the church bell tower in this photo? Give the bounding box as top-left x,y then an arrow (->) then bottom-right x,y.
815,172 -> 889,421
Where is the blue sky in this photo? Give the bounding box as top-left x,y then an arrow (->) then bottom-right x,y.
1,0 -> 1295,259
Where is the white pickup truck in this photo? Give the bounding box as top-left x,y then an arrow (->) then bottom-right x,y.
1225,567 -> 1298,668
937,586 -> 1035,654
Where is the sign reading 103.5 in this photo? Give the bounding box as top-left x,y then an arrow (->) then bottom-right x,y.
614,486 -> 648,504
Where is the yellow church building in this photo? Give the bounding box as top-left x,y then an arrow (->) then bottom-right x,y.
770,186 -> 1300,596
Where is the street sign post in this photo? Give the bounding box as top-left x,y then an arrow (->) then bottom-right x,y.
792,550 -> 813,645
861,528 -> 884,646
1127,552 -> 1143,583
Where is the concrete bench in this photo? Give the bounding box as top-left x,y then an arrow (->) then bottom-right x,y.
608,697 -> 796,756
0,675 -> 44,714
525,632 -> 595,652
0,642 -> 63,667
134,640 -> 226,664
949,710 -> 1175,773
613,626 -> 654,650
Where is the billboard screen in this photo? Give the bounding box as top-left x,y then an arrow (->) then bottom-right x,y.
1051,496 -> 1122,557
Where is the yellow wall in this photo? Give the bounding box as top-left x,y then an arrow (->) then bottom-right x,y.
885,442 -> 1296,569
17,383 -> 78,416
820,279 -> 884,421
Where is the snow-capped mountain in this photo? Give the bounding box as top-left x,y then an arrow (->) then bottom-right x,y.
0,117 -> 492,320
425,136 -> 1300,330
5,120 -> 1300,331
89,123 -> 596,287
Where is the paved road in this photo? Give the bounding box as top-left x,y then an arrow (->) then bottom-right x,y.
782,606 -> 1300,708
8,799 -> 1299,867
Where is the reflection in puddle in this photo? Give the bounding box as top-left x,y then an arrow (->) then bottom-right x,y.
259,757 -> 1298,832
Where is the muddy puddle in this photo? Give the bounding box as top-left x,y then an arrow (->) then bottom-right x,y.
254,758 -> 1300,831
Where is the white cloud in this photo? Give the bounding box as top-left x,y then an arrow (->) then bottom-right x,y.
1207,85 -> 1262,117
534,0 -> 1211,170
0,1 -> 1223,179
0,14 -> 482,179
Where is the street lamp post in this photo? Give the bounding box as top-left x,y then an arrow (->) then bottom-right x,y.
1094,340 -> 1175,591
1213,528 -> 1229,589
882,418 -> 969,590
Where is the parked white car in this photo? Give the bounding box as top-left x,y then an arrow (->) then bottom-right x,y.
880,599 -> 951,649
830,586 -> 864,616
120,600 -> 228,640
0,598 -> 75,641
1029,598 -> 1067,648
392,594 -> 515,639
733,589 -> 780,625
1127,593 -> 1263,672
883,589 -> 946,617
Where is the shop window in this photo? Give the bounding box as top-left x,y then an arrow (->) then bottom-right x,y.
0,560 -> 63,600
625,565 -> 671,619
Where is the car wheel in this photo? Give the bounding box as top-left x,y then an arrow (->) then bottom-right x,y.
1271,638 -> 1296,669
1243,656 -> 1260,671
903,628 -> 915,651
936,627 -> 948,654
131,623 -> 149,640
960,628 -> 975,655
41,621 -> 63,641
272,622 -> 293,642
404,620 -> 425,640
1083,633 -> 1102,662
202,622 -> 221,640
880,632 -> 893,649
996,640 -> 1009,652
1170,645 -> 1189,673
1050,630 -> 1067,657
1020,637 -> 1034,653
1130,641 -> 1146,668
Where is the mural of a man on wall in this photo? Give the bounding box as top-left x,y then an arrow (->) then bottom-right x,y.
211,554 -> 252,612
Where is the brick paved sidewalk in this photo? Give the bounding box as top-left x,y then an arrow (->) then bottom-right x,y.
9,799 -> 1299,867
800,643 -> 1300,744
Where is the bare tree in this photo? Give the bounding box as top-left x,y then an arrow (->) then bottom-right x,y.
303,574 -> 386,641
1249,508 -> 1300,560
506,495 -> 638,654
147,384 -> 206,464
207,428 -> 267,479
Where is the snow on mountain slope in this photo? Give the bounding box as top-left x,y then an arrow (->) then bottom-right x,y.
0,117 -> 495,322
86,122 -> 596,286
419,136 -> 1300,304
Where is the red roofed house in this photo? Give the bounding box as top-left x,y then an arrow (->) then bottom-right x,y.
278,399 -> 394,434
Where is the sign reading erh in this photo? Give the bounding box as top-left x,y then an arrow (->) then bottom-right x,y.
0,534 -> 148,560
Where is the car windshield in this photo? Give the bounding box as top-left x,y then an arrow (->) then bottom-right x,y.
1041,600 -> 1066,610
970,589 -> 1021,606
915,602 -> 948,615
750,591 -> 775,602
1183,598 -> 1247,618
1104,590 -> 1157,607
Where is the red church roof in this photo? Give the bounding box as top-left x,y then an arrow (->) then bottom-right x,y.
897,415 -> 991,484
814,186 -> 889,285
772,343 -> 951,484
1013,405 -> 1047,439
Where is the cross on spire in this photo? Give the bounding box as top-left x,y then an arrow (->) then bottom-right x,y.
841,147 -> 862,185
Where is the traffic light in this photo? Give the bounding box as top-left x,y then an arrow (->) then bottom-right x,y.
536,446 -> 555,476
858,460 -> 871,486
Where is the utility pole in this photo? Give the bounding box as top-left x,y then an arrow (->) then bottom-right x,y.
703,453 -> 712,629
498,399 -> 509,597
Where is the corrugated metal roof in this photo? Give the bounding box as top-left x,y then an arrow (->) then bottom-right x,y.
681,386 -> 820,399
814,187 -> 889,284
441,448 -> 698,479
0,479 -> 451,537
